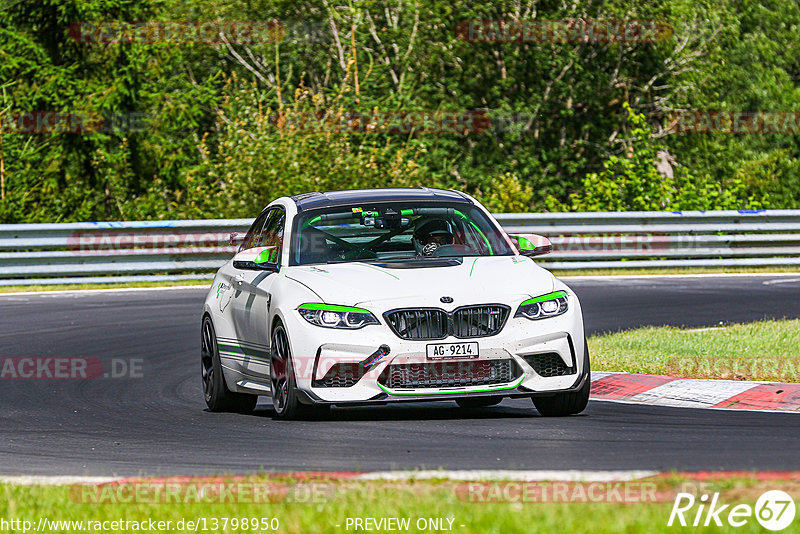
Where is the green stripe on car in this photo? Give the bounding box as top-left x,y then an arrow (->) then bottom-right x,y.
377,376 -> 524,396
217,343 -> 270,359
520,290 -> 567,305
297,303 -> 373,313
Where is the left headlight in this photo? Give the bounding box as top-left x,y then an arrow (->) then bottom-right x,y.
515,290 -> 568,320
297,303 -> 379,329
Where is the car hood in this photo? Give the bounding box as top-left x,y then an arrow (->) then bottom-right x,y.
285,256 -> 555,310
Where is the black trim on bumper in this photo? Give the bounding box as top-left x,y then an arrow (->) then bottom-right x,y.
299,338 -> 591,406
298,370 -> 589,406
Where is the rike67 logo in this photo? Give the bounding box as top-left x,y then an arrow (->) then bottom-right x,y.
669,490 -> 795,531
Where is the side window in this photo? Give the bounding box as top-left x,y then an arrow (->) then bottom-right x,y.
257,209 -> 285,264
240,210 -> 270,251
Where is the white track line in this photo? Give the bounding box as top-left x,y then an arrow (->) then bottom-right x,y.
0,476 -> 119,485
762,277 -> 800,285
0,285 -> 210,297
352,470 -> 659,482
0,471 -> 659,485
561,272 -> 800,280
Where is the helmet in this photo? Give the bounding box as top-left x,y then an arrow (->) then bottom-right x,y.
413,219 -> 454,256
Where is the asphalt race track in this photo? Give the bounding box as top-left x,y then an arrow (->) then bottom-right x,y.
1,275 -> 799,476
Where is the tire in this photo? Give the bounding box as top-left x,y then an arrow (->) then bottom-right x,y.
270,323 -> 329,420
532,340 -> 591,417
201,316 -> 258,413
455,396 -> 503,408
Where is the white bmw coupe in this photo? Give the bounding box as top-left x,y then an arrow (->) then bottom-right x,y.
201,188 -> 590,419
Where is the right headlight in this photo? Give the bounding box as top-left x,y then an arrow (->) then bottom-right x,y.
297,303 -> 379,329
515,290 -> 568,320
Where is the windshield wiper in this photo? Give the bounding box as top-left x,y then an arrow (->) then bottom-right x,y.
325,255 -> 469,265
363,256 -> 429,263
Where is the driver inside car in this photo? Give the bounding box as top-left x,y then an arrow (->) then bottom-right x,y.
413,218 -> 455,256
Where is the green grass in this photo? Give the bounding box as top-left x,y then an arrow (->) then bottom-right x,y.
589,319 -> 800,381
552,266 -> 800,277
1,476 -> 796,534
0,279 -> 212,293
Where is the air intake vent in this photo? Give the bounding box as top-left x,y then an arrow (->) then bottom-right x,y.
523,352 -> 575,377
378,359 -> 520,389
313,363 -> 364,388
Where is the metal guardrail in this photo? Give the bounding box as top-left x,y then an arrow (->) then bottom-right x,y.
0,220 -> 250,286
1,210 -> 799,285
504,210 -> 800,270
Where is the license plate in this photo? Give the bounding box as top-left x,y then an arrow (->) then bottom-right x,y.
426,342 -> 479,360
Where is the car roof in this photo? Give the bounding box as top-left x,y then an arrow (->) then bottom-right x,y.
291,187 -> 472,212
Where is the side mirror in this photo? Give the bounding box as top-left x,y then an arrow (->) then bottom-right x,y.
232,246 -> 279,272
509,233 -> 552,257
229,232 -> 244,246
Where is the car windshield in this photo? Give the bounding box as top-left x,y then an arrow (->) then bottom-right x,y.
290,202 -> 515,266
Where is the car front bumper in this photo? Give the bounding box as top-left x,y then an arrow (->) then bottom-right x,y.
279,294 -> 587,405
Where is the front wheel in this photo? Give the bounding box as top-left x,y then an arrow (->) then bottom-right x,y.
201,316 -> 258,413
532,341 -> 591,417
270,323 -> 329,420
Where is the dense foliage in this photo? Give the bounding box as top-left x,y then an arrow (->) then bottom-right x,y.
1,0 -> 799,222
